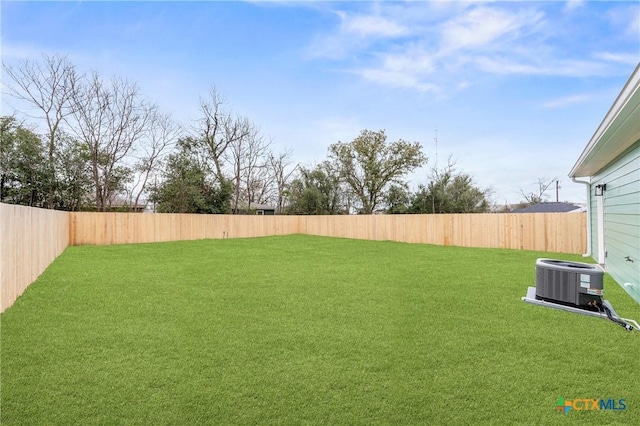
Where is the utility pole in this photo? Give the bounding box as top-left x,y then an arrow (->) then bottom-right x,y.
153,175 -> 157,213
434,127 -> 438,169
556,179 -> 560,202
433,128 -> 438,214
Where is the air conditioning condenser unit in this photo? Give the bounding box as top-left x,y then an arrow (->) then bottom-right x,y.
522,258 -> 637,331
534,259 -> 603,306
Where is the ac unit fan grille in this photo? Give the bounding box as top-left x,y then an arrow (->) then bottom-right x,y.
535,258 -> 603,307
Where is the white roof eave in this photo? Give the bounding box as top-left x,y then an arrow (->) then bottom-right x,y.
569,63 -> 640,178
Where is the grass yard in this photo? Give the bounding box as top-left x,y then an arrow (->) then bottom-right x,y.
1,235 -> 639,425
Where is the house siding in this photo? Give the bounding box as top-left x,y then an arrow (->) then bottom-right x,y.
591,140 -> 640,303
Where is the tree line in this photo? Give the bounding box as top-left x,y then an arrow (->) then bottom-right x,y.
1,54 -> 493,214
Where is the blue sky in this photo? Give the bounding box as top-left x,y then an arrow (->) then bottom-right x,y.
2,1 -> 639,205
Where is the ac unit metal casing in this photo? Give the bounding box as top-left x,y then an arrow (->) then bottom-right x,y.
535,259 -> 604,306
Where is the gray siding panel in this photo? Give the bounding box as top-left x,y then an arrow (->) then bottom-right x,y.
607,213 -> 640,227
592,140 -> 640,303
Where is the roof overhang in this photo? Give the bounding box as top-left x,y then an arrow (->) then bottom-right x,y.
569,63 -> 640,178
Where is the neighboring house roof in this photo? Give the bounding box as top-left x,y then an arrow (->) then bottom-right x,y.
233,203 -> 276,211
512,202 -> 582,213
247,203 -> 275,211
569,63 -> 640,178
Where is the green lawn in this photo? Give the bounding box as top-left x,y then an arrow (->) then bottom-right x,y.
1,235 -> 639,425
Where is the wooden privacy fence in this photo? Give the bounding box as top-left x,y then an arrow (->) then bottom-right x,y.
1,203 -> 587,312
69,212 -> 303,245
70,212 -> 586,253
300,213 -> 587,252
69,213 -> 586,253
1,204 -> 69,312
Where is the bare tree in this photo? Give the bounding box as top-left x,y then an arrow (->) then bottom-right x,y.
269,149 -> 298,214
228,124 -> 272,212
428,155 -> 456,214
70,72 -> 155,211
131,111 -> 181,211
241,137 -> 273,210
196,87 -> 251,184
519,177 -> 556,206
3,54 -> 80,208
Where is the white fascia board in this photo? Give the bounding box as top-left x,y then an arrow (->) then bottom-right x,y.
569,63 -> 640,178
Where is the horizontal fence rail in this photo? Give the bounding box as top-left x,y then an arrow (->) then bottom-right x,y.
1,203 -> 587,312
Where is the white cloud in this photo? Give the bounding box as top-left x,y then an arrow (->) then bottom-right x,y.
338,12 -> 409,38
475,57 -> 612,77
357,67 -> 439,93
1,43 -> 52,61
305,33 -> 353,60
593,52 -> 639,66
627,8 -> 640,37
540,94 -> 592,109
354,46 -> 441,92
606,4 -> 640,38
456,81 -> 471,91
307,3 -> 573,93
306,8 -> 411,60
440,6 -> 545,52
306,1 -> 638,96
563,0 -> 585,14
